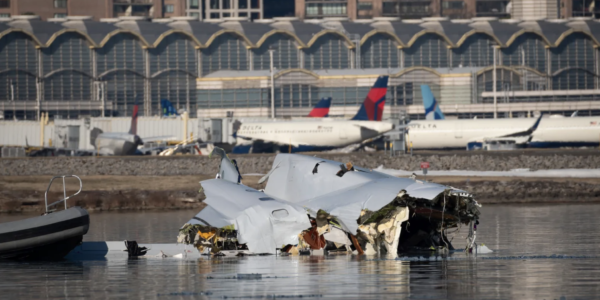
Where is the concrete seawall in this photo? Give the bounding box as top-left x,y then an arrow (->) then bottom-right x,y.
2,151 -> 600,176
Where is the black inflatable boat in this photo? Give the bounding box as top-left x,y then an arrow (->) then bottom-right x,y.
0,175 -> 90,260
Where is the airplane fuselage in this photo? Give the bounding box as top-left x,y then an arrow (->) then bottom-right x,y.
234,120 -> 393,153
408,117 -> 600,150
95,132 -> 141,156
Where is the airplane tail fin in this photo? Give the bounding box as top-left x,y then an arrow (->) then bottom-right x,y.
129,104 -> 139,135
161,99 -> 179,117
308,97 -> 331,117
351,75 -> 389,121
421,85 -> 445,120
210,147 -> 242,184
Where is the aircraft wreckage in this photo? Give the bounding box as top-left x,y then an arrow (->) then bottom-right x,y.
179,149 -> 481,258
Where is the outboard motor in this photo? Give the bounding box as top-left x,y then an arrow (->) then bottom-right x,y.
125,240 -> 148,257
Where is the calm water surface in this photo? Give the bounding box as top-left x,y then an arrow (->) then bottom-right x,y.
1,204 -> 600,299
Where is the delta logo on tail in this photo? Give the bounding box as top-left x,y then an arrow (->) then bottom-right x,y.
421,85 -> 445,120
351,76 -> 389,121
307,97 -> 332,117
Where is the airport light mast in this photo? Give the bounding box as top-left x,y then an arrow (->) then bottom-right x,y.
492,42 -> 498,119
268,47 -> 276,119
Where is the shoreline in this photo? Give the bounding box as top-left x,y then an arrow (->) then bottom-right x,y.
2,175 -> 600,213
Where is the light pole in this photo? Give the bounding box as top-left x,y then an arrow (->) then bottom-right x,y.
268,47 -> 276,119
492,43 -> 498,119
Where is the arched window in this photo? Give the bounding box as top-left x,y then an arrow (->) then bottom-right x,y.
42,32 -> 92,75
550,33 -> 595,73
403,33 -> 449,68
44,70 -> 93,101
0,70 -> 37,101
361,33 -> 400,69
252,34 -> 299,70
303,34 -> 351,70
149,33 -> 198,76
552,68 -> 596,90
452,33 -> 495,68
502,33 -> 547,72
0,32 -> 38,75
97,33 -> 146,75
201,33 -> 249,75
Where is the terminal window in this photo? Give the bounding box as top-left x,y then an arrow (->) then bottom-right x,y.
54,0 -> 67,8
358,2 -> 373,10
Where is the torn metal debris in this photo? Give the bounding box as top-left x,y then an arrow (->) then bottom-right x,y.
182,148 -> 482,258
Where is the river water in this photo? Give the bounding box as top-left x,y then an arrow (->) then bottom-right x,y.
2,204 -> 600,299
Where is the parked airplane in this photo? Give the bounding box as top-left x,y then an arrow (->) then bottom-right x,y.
408,87 -> 600,150
232,76 -> 393,153
90,105 -> 174,155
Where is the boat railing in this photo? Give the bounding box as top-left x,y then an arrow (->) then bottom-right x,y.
44,175 -> 83,213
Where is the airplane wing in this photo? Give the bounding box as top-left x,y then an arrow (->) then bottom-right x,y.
497,113 -> 543,138
380,124 -> 409,136
140,135 -> 177,143
465,114 -> 543,150
234,132 -> 301,148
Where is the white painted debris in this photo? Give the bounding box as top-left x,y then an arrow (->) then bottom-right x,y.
181,149 -> 482,258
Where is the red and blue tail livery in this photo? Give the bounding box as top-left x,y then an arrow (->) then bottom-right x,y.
308,97 -> 332,118
129,104 -> 139,135
351,76 -> 389,121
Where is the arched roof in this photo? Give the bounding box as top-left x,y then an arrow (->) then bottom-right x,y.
552,67 -> 599,77
44,29 -> 98,48
6,18 -> 65,45
306,29 -> 355,48
391,66 -> 442,77
220,21 -> 274,45
112,19 -> 173,45
255,30 -> 306,48
455,30 -> 503,47
275,68 -> 319,79
359,30 -> 403,47
1,16 -> 600,51
167,20 -> 224,46
152,29 -> 203,48
370,21 -> 424,46
61,19 -> 120,45
476,65 -> 523,76
44,68 -> 94,79
270,20 -> 324,45
98,29 -> 151,48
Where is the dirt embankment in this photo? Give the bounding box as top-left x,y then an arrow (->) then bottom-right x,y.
2,151 -> 600,213
2,150 -> 600,177
2,175 -> 600,214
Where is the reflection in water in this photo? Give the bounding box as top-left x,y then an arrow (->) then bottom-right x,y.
2,204 -> 600,299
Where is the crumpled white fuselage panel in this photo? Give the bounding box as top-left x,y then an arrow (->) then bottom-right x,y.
187,179 -> 311,254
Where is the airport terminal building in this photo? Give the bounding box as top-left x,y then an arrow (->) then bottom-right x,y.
1,14 -> 600,120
